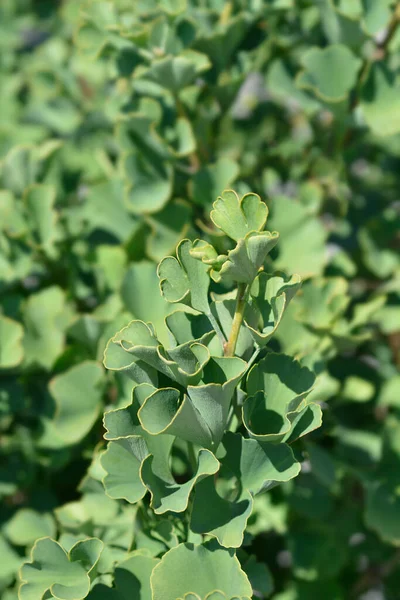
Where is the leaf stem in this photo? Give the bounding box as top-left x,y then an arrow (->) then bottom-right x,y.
174,93 -> 201,172
224,282 -> 249,357
246,346 -> 261,373
187,441 -> 197,472
206,311 -> 227,348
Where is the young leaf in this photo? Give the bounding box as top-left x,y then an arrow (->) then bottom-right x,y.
212,231 -> 280,285
158,239 -> 210,313
210,190 -> 268,242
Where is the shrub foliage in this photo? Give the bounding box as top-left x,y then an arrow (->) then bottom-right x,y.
0,1 -> 399,599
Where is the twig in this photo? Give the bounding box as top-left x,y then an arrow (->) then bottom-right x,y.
341,3 -> 400,149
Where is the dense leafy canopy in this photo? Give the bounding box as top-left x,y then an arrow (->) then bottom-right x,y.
0,1 -> 399,600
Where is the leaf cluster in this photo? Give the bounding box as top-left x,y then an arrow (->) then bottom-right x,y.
0,1 -> 399,599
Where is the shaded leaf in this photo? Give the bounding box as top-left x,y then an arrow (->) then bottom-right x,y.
46,361 -> 104,446
141,449 -> 219,514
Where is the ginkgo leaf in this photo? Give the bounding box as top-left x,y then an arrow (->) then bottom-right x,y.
0,316 -> 24,369
150,541 -> 252,600
158,239 -> 210,313
211,190 -> 268,242
213,231 -> 279,285
19,537 -> 103,600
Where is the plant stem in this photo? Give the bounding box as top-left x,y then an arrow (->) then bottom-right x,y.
224,283 -> 249,357
341,3 -> 400,149
378,2 -> 400,53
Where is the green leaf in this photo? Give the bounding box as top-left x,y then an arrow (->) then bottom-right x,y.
117,106 -> 168,160
241,554 -> 274,598
22,286 -> 70,370
358,209 -> 400,278
84,179 -> 138,242
158,239 -> 210,313
244,353 -> 319,443
190,477 -> 252,548
0,315 -> 24,369
166,118 -> 196,158
247,352 -> 315,406
141,448 -> 219,514
165,310 -> 214,348
360,62 -> 400,136
210,299 -> 258,360
101,436 -> 149,504
113,552 -> 159,600
0,189 -> 28,237
1,145 -> 39,195
186,356 -> 247,448
24,184 -> 57,251
47,361 -> 104,446
103,383 -> 156,441
103,321 -> 161,385
210,190 -> 268,242
150,541 -> 252,600
138,356 -> 245,449
190,160 -> 240,208
95,246 -> 127,293
297,44 -> 362,102
121,261 -> 170,346
102,383 -> 175,502
138,387 -> 215,448
123,151 -> 173,215
108,320 -> 211,387
220,432 -> 301,495
289,527 -> 348,581
317,0 -> 366,49
267,59 -> 321,115
55,492 -> 119,532
365,480 -> 400,545
378,375 -> 400,408
268,197 -> 328,277
144,51 -> 210,92
361,0 -> 393,36
0,534 -> 23,583
213,231 -> 280,285
306,443 -> 337,490
76,1 -> 132,58
4,509 -> 56,547
194,13 -> 252,74
245,272 -> 301,346
295,277 -> 349,330
19,537 -> 103,600
87,552 -> 160,600
190,433 -> 300,548
145,199 -> 192,262
342,375 -> 374,403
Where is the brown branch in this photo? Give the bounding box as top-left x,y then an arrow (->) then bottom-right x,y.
341,2 -> 400,149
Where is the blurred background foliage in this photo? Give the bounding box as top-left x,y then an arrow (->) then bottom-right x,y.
0,0 -> 400,598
